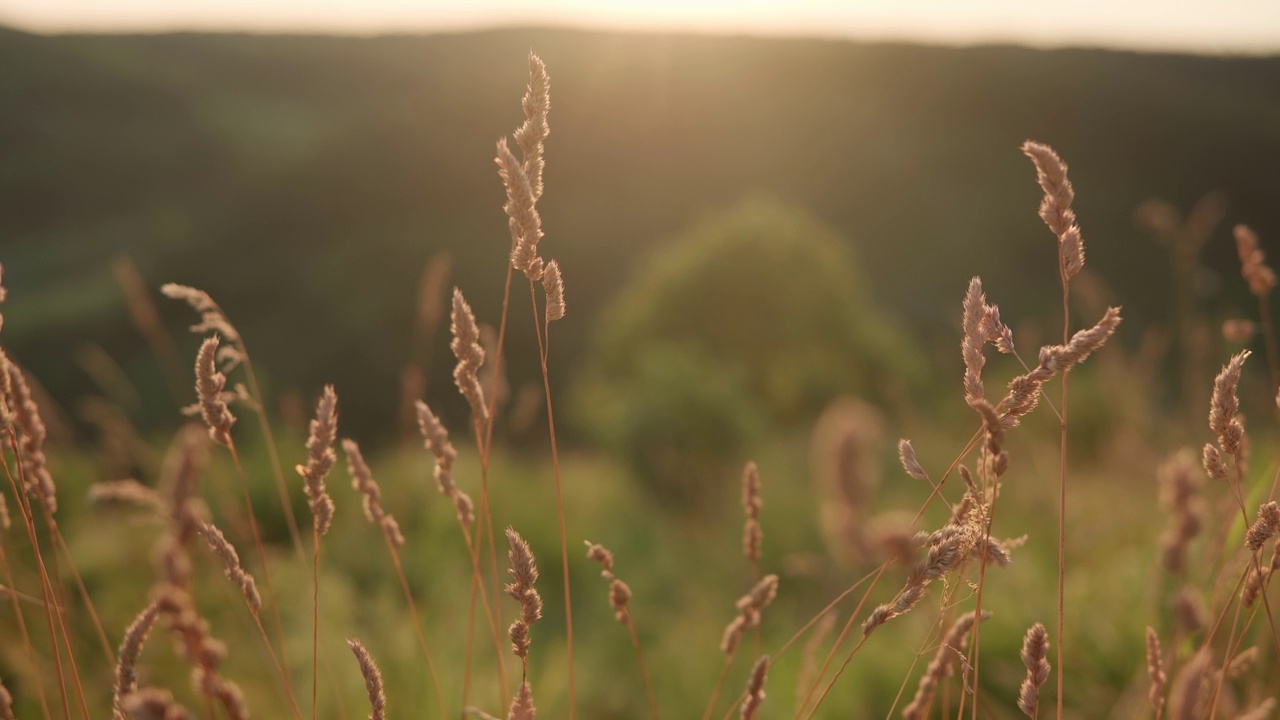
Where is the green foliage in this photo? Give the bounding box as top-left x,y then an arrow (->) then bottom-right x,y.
575,342 -> 766,509
15,424 -> 1167,719
601,198 -> 921,419
574,199 -> 921,505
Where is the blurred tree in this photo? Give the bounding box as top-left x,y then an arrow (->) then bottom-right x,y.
573,197 -> 922,508
577,343 -> 765,510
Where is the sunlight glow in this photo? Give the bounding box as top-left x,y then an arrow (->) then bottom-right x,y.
2,0 -> 1277,54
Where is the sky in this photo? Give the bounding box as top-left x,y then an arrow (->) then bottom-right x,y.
2,0 -> 1278,55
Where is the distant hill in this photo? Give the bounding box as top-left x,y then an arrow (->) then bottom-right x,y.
1,26 -> 1278,438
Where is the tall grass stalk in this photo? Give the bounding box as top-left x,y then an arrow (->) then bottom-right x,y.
225,444 -> 301,716
415,398 -> 509,711
797,427 -> 985,719
965,473 -> 1003,719
467,418 -> 509,703
794,564 -> 888,720
3,436 -> 79,720
460,502 -> 514,710
700,652 -> 737,720
1021,140 -> 1086,720
345,437 -> 447,718
383,533 -> 448,718
0,542 -> 52,719
526,278 -> 576,719
166,287 -> 360,716
48,528 -> 114,667
450,284 -> 511,707
1204,457 -> 1280,717
242,358 -> 355,720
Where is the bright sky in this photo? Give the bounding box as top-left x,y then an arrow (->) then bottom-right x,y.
2,0 -> 1278,54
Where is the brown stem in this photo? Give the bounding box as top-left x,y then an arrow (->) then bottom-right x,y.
458,520 -> 511,711
528,279 -> 576,720
1206,573 -> 1249,720
311,527 -> 320,720
0,540 -> 53,719
1055,271 -> 1070,720
802,633 -> 872,720
481,262 -> 516,464
965,461 -> 1004,719
1205,453 -> 1280,719
794,564 -> 890,720
37,512 -> 89,720
700,653 -> 736,720
247,605 -> 304,720
4,434 -> 74,720
239,353 -> 306,562
712,572 -> 877,720
461,552 -> 479,714
385,534 -> 447,720
49,519 -> 115,666
884,581 -> 969,719
623,616 -> 660,720
226,443 -> 299,713
470,418 -> 509,701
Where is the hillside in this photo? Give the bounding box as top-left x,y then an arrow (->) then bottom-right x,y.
2,26 -> 1278,436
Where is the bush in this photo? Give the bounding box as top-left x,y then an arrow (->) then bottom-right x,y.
574,197 -> 922,505
574,343 -> 765,509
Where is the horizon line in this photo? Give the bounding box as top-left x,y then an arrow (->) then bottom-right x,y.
1,17 -> 1278,58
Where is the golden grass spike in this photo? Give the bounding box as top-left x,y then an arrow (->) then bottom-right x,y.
1210,351 -> 1249,455
740,655 -> 769,720
296,385 -> 338,537
1145,627 -> 1167,718
721,575 -> 779,654
160,283 -> 242,344
1017,623 -> 1050,718
542,260 -> 565,322
113,601 -> 160,718
961,276 -> 987,405
194,336 -> 236,447
505,527 -> 542,660
451,288 -> 490,425
347,639 -> 387,720
6,362 -> 56,514
902,610 -> 991,720
741,461 -> 762,565
507,681 -> 535,720
1245,501 -> 1280,551
196,521 -> 261,613
343,439 -> 405,548
1021,140 -> 1084,280
514,52 -> 550,200
1235,224 -> 1277,298
120,687 -> 195,720
496,139 -> 544,281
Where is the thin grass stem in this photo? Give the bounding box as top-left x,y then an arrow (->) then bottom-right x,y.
527,279 -> 575,720
0,539 -> 53,719
226,443 -> 300,714
384,534 -> 448,719
4,434 -> 74,720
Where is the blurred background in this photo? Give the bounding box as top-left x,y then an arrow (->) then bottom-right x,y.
1,1 -> 1279,717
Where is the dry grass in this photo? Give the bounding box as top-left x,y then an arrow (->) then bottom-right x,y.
0,51 -> 1279,720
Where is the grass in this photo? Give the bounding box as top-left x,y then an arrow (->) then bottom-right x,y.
1,51 -> 1280,720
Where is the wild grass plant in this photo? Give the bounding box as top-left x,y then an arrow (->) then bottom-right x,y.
0,51 -> 1278,720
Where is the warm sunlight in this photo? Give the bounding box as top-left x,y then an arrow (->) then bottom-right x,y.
3,0 -> 1280,717
3,0 -> 1279,53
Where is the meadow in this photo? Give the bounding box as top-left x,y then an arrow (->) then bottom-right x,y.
1,41 -> 1279,720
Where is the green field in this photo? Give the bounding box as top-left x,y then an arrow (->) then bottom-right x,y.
1,27 -> 1279,720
